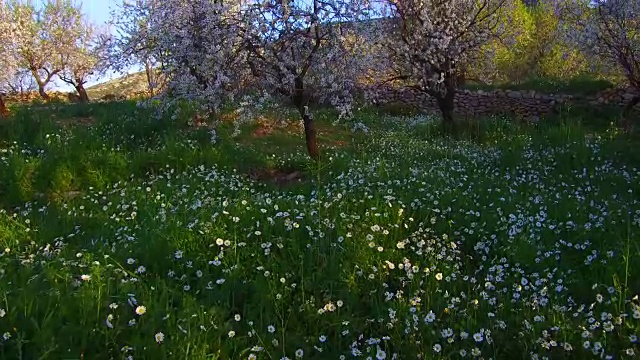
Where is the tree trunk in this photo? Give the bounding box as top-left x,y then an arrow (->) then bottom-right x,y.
38,84 -> 50,100
621,94 -> 640,132
436,91 -> 456,134
31,71 -> 49,100
300,106 -> 319,161
145,59 -> 155,96
0,94 -> 8,117
75,84 -> 89,103
292,76 -> 319,161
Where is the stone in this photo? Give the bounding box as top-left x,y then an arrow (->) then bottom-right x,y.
507,91 -> 522,98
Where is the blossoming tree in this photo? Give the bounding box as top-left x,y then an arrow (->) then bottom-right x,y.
242,0 -> 370,160
143,0 -> 246,113
110,0 -> 162,96
0,1 -> 18,115
8,0 -> 85,100
560,0 -> 640,123
381,0 -> 512,130
58,22 -> 111,103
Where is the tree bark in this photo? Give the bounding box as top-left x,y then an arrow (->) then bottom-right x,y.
621,94 -> 640,132
292,76 -> 319,161
75,84 -> 89,103
0,94 -> 8,117
30,68 -> 51,100
435,90 -> 456,134
145,59 -> 155,96
300,106 -> 319,161
38,84 -> 50,100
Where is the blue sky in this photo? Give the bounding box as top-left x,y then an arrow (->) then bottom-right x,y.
82,0 -> 117,27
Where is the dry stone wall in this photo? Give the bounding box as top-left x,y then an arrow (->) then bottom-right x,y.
367,86 -> 640,120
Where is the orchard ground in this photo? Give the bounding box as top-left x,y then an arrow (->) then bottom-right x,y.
0,100 -> 639,359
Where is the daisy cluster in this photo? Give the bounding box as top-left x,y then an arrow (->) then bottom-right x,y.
0,113 -> 638,359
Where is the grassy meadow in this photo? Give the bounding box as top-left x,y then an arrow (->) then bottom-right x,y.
0,100 -> 639,359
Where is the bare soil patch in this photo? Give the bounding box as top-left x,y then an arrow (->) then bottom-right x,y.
247,167 -> 305,187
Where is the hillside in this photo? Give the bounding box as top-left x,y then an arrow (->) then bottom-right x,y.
85,71 -> 154,100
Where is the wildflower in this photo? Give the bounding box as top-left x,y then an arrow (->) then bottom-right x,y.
424,311 -> 436,323
376,345 -> 386,359
228,330 -> 236,338
319,335 -> 327,342
106,314 -> 114,328
603,322 -> 614,332
216,238 -> 224,246
2,332 -> 10,341
155,332 -> 165,343
234,314 -> 241,322
473,332 -> 483,343
135,306 -> 146,315
81,274 -> 91,281
433,344 -> 441,353
248,354 -> 257,360
0,309 -> 5,318
267,325 -> 276,333
471,348 -> 481,356
295,349 -> 304,358
626,348 -> 635,356
435,273 -> 443,281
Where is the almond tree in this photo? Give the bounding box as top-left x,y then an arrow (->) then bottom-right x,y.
0,1 -> 18,115
381,0 -> 512,131
242,0 -> 370,160
58,22 -> 111,103
145,0 -> 246,113
9,0 -> 84,100
110,0 -> 162,96
561,0 -> 640,122
6,69 -> 37,95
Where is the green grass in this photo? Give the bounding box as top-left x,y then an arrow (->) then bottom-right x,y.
463,75 -> 615,97
0,101 -> 639,359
